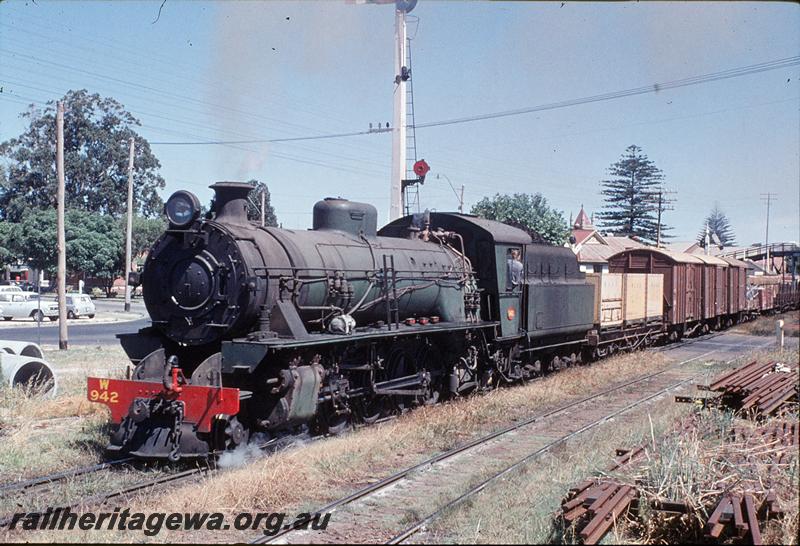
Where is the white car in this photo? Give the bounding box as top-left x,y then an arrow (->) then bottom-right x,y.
0,293 -> 59,322
66,294 -> 96,319
0,285 -> 23,294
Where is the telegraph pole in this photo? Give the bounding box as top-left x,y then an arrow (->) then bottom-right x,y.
761,193 -> 777,272
655,188 -> 675,248
124,137 -> 134,312
656,191 -> 663,248
56,102 -> 68,350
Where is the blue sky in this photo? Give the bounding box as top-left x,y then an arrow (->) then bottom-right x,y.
0,0 -> 798,246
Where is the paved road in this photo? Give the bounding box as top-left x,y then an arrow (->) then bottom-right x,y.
0,317 -> 150,346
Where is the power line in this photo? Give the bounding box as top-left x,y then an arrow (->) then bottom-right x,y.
415,56 -> 800,129
137,56 -> 799,145
149,130 -> 385,146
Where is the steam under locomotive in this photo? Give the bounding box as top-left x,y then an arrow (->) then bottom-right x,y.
87,182 -> 799,460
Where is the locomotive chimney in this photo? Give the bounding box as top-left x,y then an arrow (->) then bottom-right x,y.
210,181 -> 253,225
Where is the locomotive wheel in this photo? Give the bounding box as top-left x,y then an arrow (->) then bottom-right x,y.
356,396 -> 390,425
351,352 -> 391,425
322,411 -> 351,436
385,342 -> 437,411
212,415 -> 249,452
414,342 -> 443,405
386,343 -> 418,412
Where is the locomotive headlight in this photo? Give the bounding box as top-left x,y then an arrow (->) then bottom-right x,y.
165,191 -> 200,228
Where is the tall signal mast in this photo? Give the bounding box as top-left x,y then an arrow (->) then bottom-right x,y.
390,0 -> 418,220
352,0 -> 419,221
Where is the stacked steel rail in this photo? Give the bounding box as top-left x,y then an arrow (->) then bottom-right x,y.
558,447 -> 646,544
703,492 -> 785,544
702,359 -> 798,415
555,358 -> 799,545
557,422 -> 797,545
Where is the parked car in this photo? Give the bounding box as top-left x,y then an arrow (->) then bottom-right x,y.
66,293 -> 96,319
0,285 -> 23,294
0,293 -> 59,322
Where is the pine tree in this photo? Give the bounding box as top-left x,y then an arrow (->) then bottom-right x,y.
697,203 -> 736,249
597,145 -> 670,244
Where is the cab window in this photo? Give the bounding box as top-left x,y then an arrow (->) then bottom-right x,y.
506,248 -> 523,291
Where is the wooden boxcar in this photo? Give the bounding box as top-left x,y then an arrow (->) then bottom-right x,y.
720,256 -> 748,321
607,249 -> 703,334
695,255 -> 729,326
585,272 -> 663,328
749,275 -> 781,313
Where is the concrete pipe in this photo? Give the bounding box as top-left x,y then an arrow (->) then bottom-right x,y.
0,353 -> 57,397
0,340 -> 45,359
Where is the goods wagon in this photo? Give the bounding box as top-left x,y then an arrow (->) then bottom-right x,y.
607,249 -> 703,337
775,281 -> 800,310
695,255 -> 729,328
720,256 -> 748,321
585,273 -> 663,328
749,275 -> 800,313
749,275 -> 781,313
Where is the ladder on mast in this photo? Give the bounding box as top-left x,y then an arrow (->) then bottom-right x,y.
403,35 -> 420,217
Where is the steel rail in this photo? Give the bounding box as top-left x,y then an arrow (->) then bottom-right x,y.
252,341 -> 731,544
0,457 -> 135,495
0,436 -> 289,529
387,375 -> 697,544
387,341 -> 768,544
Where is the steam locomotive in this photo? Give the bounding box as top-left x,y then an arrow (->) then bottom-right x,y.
87,182 -> 799,460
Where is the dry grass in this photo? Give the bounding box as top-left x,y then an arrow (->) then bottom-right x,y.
604,345 -> 798,545
0,345 -> 127,482
615,411 -> 799,545
150,351 -> 677,509
425,399 -> 694,544
0,347 -> 685,542
416,345 -> 798,544
734,310 -> 800,338
0,339 -> 783,542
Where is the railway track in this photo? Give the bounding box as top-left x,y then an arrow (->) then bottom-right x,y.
0,332 -> 771,536
0,436 -> 292,529
254,335 -> 772,544
0,331 -> 724,494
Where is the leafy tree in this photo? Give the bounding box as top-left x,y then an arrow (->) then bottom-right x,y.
10,209 -> 58,274
596,145 -> 671,244
470,193 -> 570,245
67,211 -> 125,295
130,215 -> 167,259
7,208 -> 125,294
246,179 -> 278,226
0,89 -> 165,221
0,221 -> 18,277
697,203 -> 736,248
